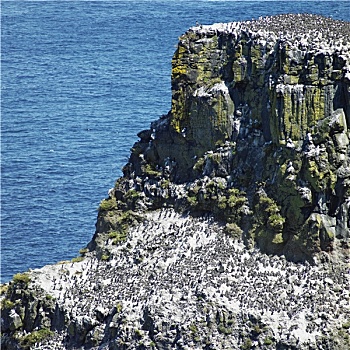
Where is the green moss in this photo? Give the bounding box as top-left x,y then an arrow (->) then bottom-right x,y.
124,189 -> 140,200
272,233 -> 284,244
13,272 -> 31,285
106,210 -> 142,246
241,338 -> 252,350
170,87 -> 186,133
171,44 -> 188,80
79,248 -> 89,256
232,58 -> 247,82
256,194 -> 285,233
99,198 -> 118,211
217,196 -> 227,210
225,222 -> 243,238
101,254 -> 110,261
108,231 -> 119,238
218,324 -> 233,335
264,337 -> 273,345
56,260 -> 70,265
189,323 -> 198,333
304,156 -> 337,192
19,328 -> 54,349
333,328 -> 350,345
227,189 -> 247,209
190,185 -> 201,196
71,256 -> 84,263
0,284 -> 9,295
187,195 -> 198,207
117,210 -> 142,230
258,196 -> 279,214
342,321 -> 350,329
252,324 -> 263,335
251,191 -> 287,249
135,329 -> 143,339
268,78 -> 328,144
160,179 -> 170,189
1,298 -> 14,310
172,65 -> 187,77
109,230 -> 127,245
143,164 -> 162,177
268,214 -> 285,233
116,303 -> 123,313
185,184 -> 249,225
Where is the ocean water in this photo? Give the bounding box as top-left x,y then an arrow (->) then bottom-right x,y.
1,0 -> 349,283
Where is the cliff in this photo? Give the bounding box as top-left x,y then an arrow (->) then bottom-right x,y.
1,14 -> 350,350
120,14 -> 350,261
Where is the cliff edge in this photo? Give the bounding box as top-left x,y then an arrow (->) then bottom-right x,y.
118,13 -> 350,261
1,14 -> 350,350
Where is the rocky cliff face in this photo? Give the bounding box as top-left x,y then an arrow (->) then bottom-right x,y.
1,14 -> 350,350
121,14 -> 350,261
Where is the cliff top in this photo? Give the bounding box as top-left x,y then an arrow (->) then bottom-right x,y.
190,14 -> 350,57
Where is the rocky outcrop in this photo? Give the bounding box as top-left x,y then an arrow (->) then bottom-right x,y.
1,14 -> 350,350
120,14 -> 350,261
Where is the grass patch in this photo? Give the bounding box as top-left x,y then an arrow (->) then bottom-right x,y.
189,323 -> 198,333
264,337 -> 273,345
0,284 -> 9,295
116,302 -> 123,313
225,222 -> 243,238
19,328 -> 54,349
71,256 -> 84,263
218,324 -> 233,335
99,198 -> 118,211
101,254 -> 110,261
143,164 -> 162,177
241,338 -> 252,349
13,272 -> 30,285
342,321 -> 350,329
109,230 -> 127,245
1,298 -> 14,310
79,248 -> 89,256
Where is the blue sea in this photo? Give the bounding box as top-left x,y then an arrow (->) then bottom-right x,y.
1,1 -> 349,283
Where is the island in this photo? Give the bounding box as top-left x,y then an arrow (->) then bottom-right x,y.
1,14 -> 349,350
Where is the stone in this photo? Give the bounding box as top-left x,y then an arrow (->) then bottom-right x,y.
329,108 -> 348,133
67,316 -> 98,346
8,310 -> 22,331
95,306 -> 108,322
333,132 -> 349,150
